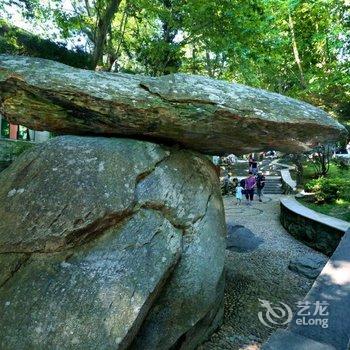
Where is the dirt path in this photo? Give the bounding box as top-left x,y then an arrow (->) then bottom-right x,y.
199,194 -> 327,350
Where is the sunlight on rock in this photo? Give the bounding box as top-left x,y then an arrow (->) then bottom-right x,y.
323,260 -> 350,285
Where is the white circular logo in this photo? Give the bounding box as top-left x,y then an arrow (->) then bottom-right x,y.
258,299 -> 293,328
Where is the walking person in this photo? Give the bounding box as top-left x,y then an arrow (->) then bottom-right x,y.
251,158 -> 258,175
223,173 -> 230,195
256,171 -> 265,202
248,154 -> 253,172
245,171 -> 256,206
239,178 -> 245,188
235,183 -> 243,205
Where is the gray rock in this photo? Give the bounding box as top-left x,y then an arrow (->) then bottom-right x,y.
288,255 -> 326,279
227,224 -> 244,234
226,224 -> 264,252
0,253 -> 29,286
0,210 -> 183,350
0,55 -> 346,155
0,136 -> 169,253
131,149 -> 227,349
0,136 -> 226,349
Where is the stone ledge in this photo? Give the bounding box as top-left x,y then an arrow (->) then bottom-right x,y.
281,197 -> 350,233
263,228 -> 350,350
280,197 -> 347,255
280,169 -> 297,193
271,197 -> 350,349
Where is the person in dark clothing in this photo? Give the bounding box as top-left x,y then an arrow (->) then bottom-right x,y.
251,158 -> 258,175
223,173 -> 230,195
256,171 -> 265,202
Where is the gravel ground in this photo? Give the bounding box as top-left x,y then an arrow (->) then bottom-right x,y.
198,194 -> 328,350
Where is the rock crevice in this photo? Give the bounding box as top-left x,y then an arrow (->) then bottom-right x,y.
0,136 -> 226,350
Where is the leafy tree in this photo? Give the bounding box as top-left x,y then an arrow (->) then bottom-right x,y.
0,20 -> 91,68
309,144 -> 333,177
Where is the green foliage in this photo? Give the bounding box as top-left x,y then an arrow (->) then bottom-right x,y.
0,118 -> 9,138
0,20 -> 92,68
332,157 -> 350,171
0,139 -> 34,163
298,197 -> 350,222
305,177 -> 350,204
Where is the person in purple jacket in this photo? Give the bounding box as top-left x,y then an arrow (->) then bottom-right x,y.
245,171 -> 256,205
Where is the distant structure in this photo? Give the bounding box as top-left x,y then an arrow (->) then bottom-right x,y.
0,115 -> 50,142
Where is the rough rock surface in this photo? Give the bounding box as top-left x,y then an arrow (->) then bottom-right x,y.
0,55 -> 346,155
226,224 -> 264,252
288,255 -> 325,279
0,136 -> 226,349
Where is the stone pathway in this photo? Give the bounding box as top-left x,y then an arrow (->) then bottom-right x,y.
198,194 -> 328,350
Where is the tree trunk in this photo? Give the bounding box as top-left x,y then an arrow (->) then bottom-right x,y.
205,51 -> 213,77
110,3 -> 129,71
288,11 -> 306,88
191,45 -> 198,74
92,0 -> 122,70
292,154 -> 304,185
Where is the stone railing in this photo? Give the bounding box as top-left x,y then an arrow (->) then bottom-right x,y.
280,169 -> 297,194
263,227 -> 350,350
270,159 -> 297,194
280,197 -> 349,256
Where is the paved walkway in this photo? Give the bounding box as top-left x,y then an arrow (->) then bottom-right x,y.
199,194 -> 328,350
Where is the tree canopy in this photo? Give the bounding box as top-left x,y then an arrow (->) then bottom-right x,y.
0,0 -> 349,128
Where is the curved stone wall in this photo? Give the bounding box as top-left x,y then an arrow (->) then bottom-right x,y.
280,197 -> 349,256
280,169 -> 297,194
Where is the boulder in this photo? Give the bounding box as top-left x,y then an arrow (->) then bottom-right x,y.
226,224 -> 264,252
0,136 -> 226,349
288,255 -> 326,279
0,55 -> 346,155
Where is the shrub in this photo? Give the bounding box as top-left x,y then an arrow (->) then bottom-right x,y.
304,177 -> 350,203
332,157 -> 349,171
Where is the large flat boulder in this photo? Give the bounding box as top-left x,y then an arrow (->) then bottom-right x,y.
0,55 -> 346,155
0,136 -> 226,349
